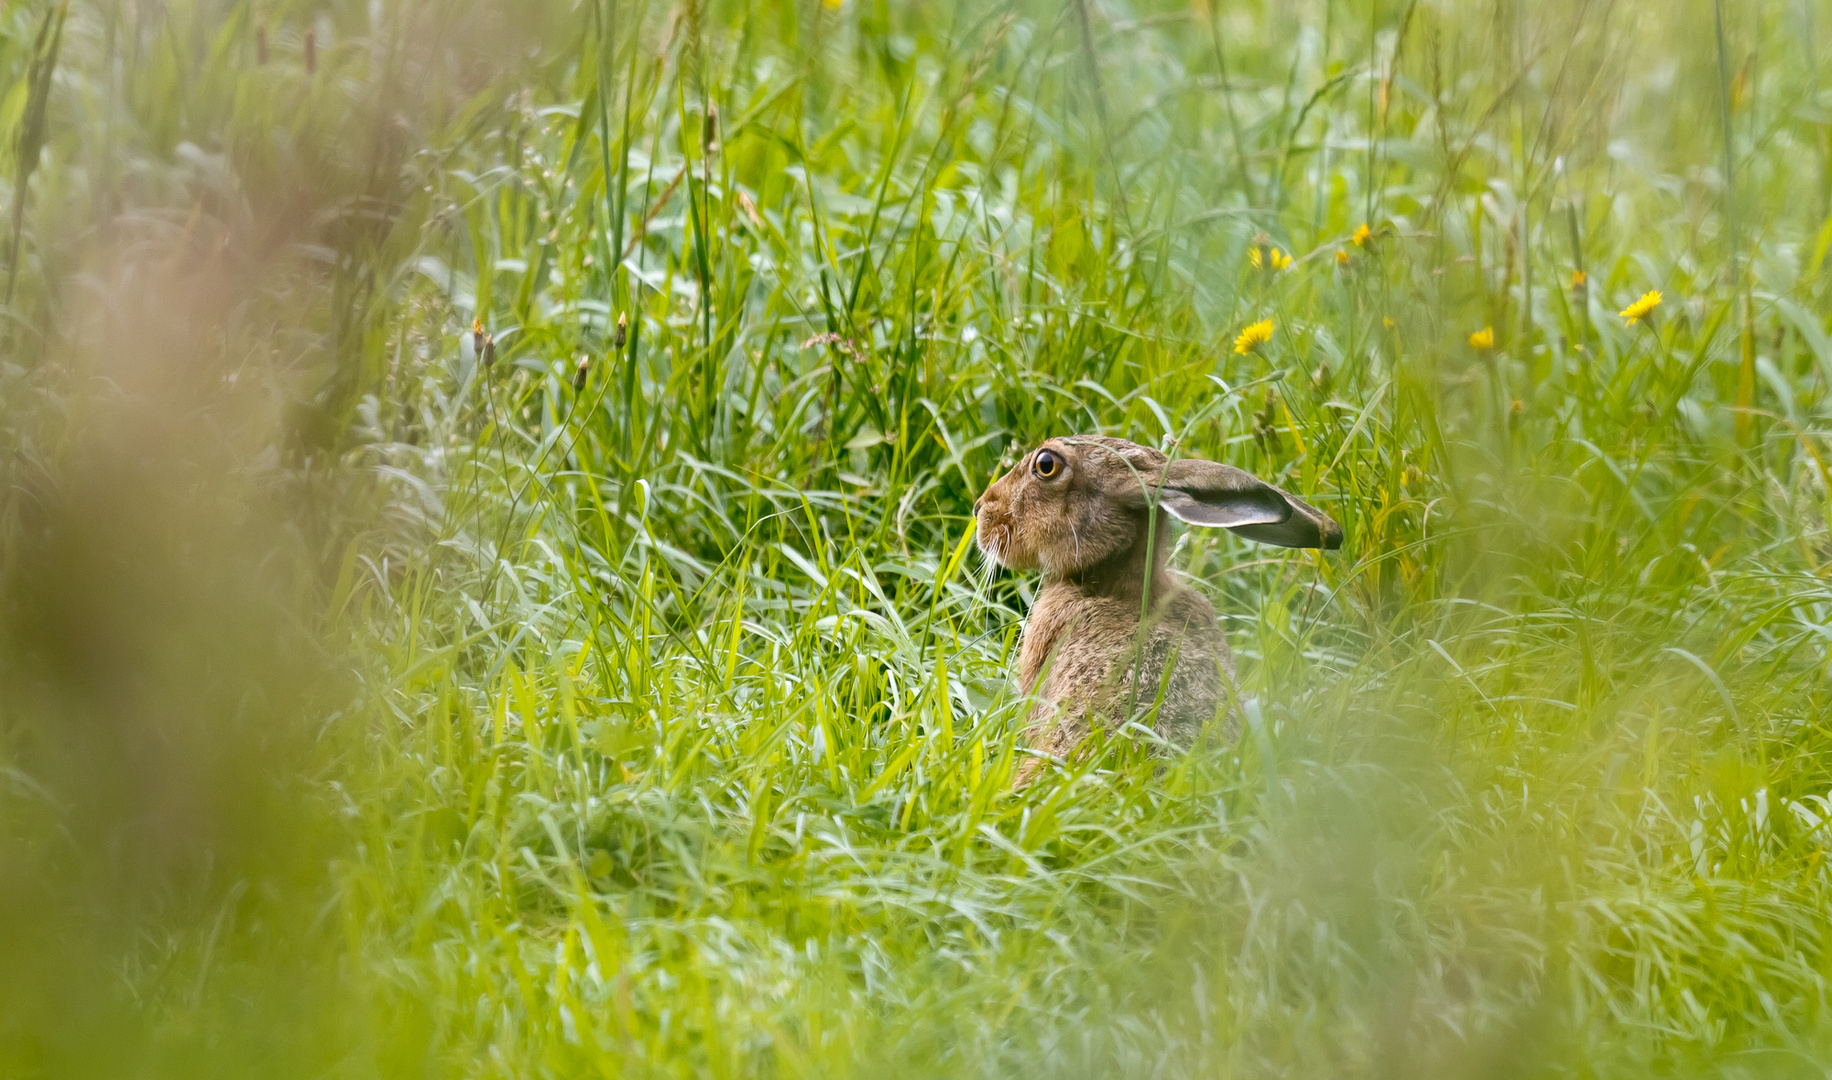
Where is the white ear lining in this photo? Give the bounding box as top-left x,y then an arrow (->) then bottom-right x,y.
1156,487 -> 1292,529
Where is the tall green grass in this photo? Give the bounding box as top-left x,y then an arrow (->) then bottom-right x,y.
5,0 -> 1832,1075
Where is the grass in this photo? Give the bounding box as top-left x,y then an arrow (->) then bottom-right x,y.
5,0 -> 1832,1075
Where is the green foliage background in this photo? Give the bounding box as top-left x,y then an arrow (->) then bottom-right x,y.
5,0 -> 1832,1075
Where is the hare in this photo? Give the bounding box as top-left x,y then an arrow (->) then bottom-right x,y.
973,435 -> 1341,785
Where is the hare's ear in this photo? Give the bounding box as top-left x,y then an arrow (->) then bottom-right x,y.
1154,459 -> 1292,529
1162,460 -> 1344,550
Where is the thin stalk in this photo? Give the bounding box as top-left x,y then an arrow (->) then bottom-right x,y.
1714,0 -> 1752,447
6,3 -> 67,310
1205,5 -> 1251,199
1713,0 -> 1739,282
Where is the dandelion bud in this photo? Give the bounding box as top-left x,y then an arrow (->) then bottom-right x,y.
572,355 -> 591,391
1252,388 -> 1282,454
472,317 -> 485,357
614,312 -> 627,349
482,334 -> 496,366
737,191 -> 763,228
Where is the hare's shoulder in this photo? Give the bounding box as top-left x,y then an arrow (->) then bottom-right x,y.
1024,586 -> 1142,648
1018,587 -> 1137,683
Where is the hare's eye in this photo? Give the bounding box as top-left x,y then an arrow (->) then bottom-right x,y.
1034,449 -> 1063,479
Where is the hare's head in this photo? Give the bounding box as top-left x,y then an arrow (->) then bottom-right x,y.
973,435 -> 1341,576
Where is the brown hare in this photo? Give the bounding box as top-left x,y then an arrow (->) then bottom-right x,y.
973,435 -> 1341,785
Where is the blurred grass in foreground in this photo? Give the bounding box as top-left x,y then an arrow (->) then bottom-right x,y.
6,0 -> 1832,1075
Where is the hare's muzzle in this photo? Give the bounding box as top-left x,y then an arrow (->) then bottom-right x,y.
972,487 -> 1014,566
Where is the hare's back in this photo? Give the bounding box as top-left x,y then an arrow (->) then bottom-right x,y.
1028,584 -> 1233,745
1139,586 -> 1233,743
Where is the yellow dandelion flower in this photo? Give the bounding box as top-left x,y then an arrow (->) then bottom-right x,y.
1248,247 -> 1263,270
1351,222 -> 1372,247
1469,326 -> 1494,349
1234,319 -> 1275,354
1569,270 -> 1586,289
1271,248 -> 1291,270
1620,289 -> 1662,325
1335,249 -> 1349,266
1383,316 -> 1396,329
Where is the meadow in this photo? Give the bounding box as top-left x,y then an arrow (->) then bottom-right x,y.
5,0 -> 1832,1075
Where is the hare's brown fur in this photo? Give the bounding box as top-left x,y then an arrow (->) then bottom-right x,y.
975,437 -> 1228,783
975,435 -> 1338,785
1015,581 -> 1232,776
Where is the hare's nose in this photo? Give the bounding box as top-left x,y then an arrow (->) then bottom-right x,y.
971,495 -> 984,517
